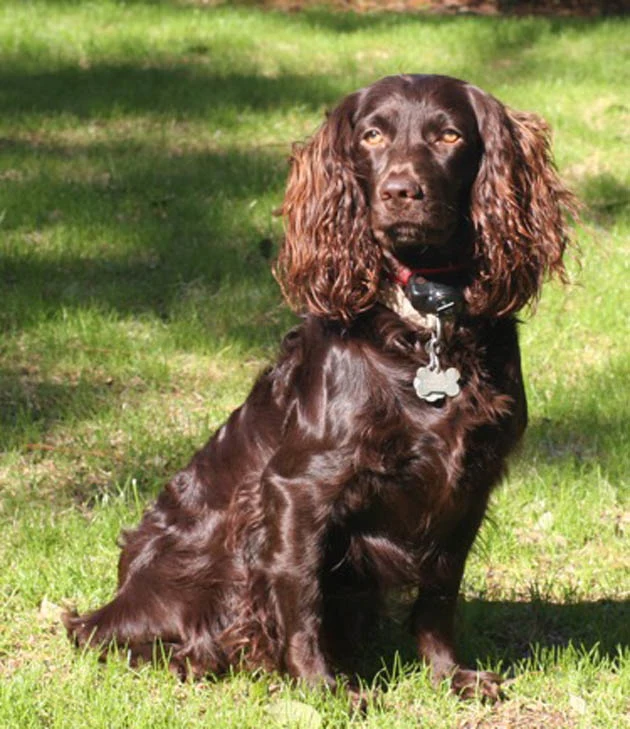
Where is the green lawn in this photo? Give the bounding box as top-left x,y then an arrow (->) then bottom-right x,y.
0,2 -> 628,727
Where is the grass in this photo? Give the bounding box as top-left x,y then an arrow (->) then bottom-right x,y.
0,2 -> 628,727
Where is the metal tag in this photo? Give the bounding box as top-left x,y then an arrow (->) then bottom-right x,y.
414,366 -> 461,402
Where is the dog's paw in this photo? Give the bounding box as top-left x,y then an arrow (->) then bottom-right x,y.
61,609 -> 91,647
450,668 -> 503,702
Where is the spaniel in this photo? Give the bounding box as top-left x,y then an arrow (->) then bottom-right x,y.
64,74 -> 575,700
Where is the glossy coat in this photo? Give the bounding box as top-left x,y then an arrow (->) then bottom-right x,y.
65,75 -> 574,699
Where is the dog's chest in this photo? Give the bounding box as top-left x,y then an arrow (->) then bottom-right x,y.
361,340 -> 500,457
339,383 -> 503,546
346,331 -> 519,507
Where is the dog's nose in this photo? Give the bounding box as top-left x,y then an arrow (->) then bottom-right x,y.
379,173 -> 423,202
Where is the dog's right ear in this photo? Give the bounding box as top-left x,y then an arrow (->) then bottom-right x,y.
276,92 -> 383,325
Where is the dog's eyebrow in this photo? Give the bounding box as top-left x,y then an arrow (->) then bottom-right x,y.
421,109 -> 464,129
357,113 -> 395,133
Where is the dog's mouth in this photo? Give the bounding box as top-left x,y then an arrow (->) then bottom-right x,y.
375,221 -> 458,252
375,221 -> 473,275
385,223 -> 429,244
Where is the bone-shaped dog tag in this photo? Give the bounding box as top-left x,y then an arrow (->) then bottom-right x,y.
414,366 -> 461,402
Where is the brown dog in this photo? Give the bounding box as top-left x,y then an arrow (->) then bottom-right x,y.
65,74 -> 574,699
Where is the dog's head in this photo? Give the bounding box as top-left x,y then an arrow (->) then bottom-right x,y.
277,74 -> 575,323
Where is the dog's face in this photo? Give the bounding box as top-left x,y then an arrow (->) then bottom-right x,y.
351,75 -> 483,267
279,73 -> 573,322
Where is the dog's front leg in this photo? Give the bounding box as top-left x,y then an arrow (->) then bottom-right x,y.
411,501 -> 503,700
256,449 -> 346,688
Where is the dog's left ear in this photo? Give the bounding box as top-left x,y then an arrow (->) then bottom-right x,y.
465,85 -> 577,317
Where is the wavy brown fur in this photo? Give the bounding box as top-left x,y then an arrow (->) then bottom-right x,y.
465,86 -> 577,316
276,95 -> 384,324
64,75 -> 574,702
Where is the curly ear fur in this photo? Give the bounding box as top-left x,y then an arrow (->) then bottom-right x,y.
275,95 -> 384,324
465,85 -> 577,317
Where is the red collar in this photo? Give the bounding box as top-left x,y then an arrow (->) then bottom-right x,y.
389,260 -> 468,287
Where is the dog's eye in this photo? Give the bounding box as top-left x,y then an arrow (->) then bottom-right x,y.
362,129 -> 384,146
439,129 -> 461,144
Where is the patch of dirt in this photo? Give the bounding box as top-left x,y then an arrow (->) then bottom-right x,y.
460,698 -> 579,729
239,0 -> 629,17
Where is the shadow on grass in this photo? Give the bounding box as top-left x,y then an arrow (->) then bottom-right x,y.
281,6 -> 617,37
0,66 -> 348,120
359,596 -> 629,684
0,366 -> 117,450
1,137 -> 290,348
0,363 -> 205,488
578,172 -> 630,226
526,410 -> 628,479
459,596 -> 630,666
